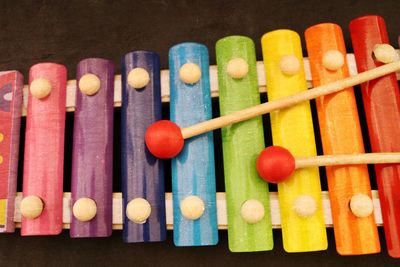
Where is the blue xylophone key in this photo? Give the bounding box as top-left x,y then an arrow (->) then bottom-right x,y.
121,51 -> 166,243
169,42 -> 218,246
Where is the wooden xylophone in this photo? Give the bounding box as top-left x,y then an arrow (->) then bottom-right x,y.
0,14 -> 399,258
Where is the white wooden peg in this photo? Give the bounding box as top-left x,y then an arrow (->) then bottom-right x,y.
322,50 -> 344,71
227,58 -> 249,79
240,199 -> 265,224
126,198 -> 151,224
20,195 -> 44,219
79,73 -> 101,95
73,197 -> 97,222
179,63 -> 201,84
128,68 -> 150,89
292,195 -> 317,218
30,78 -> 52,99
180,195 -> 205,220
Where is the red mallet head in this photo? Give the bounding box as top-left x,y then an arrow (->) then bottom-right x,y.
145,120 -> 184,159
256,146 -> 296,183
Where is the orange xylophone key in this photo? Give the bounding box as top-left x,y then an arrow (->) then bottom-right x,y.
305,23 -> 380,255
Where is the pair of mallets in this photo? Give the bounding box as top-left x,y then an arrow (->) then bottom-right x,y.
144,61 -> 400,184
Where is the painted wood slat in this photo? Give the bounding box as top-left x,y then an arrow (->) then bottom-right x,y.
169,43 -> 218,246
22,63 -> 66,236
350,15 -> 400,258
0,71 -> 23,233
121,51 -> 166,243
70,58 -> 114,237
216,36 -> 273,252
262,30 -> 327,252
305,23 -> 380,255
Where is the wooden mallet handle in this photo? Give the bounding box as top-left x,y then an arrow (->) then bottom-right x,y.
296,152 -> 400,169
257,146 -> 400,184
181,61 -> 400,139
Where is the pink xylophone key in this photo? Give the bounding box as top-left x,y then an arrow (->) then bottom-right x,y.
21,63 -> 67,236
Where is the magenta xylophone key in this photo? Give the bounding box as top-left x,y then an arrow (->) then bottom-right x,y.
70,58 -> 114,237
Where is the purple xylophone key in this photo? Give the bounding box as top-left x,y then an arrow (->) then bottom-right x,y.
70,58 -> 114,238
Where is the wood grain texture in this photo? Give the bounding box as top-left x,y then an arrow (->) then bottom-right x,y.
0,71 -> 23,233
296,153 -> 400,168
349,15 -> 400,259
305,23 -> 380,255
169,43 -> 218,246
216,36 -> 273,252
70,58 -> 114,237
22,63 -> 66,236
262,30 -> 327,252
121,51 -> 166,243
1,1 -> 400,266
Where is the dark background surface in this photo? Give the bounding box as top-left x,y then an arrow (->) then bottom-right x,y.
0,0 -> 400,266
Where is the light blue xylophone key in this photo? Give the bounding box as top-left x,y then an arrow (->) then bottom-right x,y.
169,42 -> 218,246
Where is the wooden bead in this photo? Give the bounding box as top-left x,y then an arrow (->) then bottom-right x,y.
128,67 -> 150,89
227,58 -> 248,79
240,199 -> 265,224
373,44 -> 397,63
350,194 -> 374,218
322,49 -> 344,71
126,198 -> 151,224
72,197 -> 97,222
279,55 -> 300,75
180,195 -> 204,220
179,63 -> 201,84
20,195 -> 44,219
292,195 -> 317,218
30,78 -> 52,99
79,73 -> 101,95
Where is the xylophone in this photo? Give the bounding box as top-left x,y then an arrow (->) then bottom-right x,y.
0,14 -> 400,258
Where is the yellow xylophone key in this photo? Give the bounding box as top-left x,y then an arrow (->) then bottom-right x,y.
261,29 -> 327,252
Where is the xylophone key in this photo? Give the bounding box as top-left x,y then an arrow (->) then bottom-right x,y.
261,30 -> 327,252
21,63 -> 67,235
216,36 -> 273,252
350,15 -> 400,258
305,23 -> 380,255
169,43 -> 218,246
70,58 -> 114,237
121,51 -> 166,242
0,71 -> 23,233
